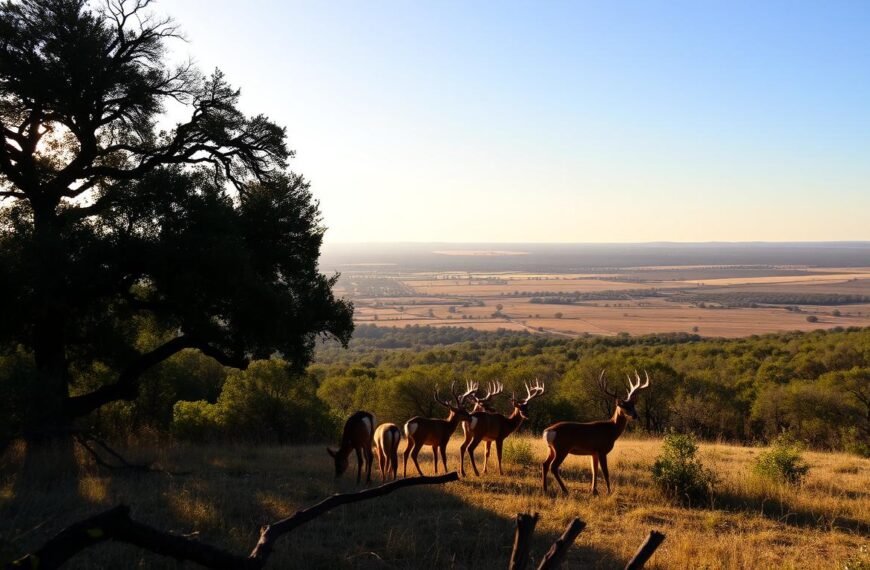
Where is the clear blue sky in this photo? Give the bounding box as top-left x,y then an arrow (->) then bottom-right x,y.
164,1 -> 870,243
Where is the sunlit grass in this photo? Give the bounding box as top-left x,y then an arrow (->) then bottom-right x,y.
1,436 -> 867,568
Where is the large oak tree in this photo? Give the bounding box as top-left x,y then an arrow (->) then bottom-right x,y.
0,0 -> 354,440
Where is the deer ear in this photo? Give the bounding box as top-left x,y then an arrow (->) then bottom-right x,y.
326,447 -> 336,458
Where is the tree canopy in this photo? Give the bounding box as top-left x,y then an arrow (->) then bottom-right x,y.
0,0 -> 353,439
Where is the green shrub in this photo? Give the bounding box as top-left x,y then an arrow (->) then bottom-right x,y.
842,427 -> 870,458
753,433 -> 810,484
651,432 -> 716,506
502,438 -> 534,467
171,400 -> 218,441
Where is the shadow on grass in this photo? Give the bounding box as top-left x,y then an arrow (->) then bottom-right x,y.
1,443 -> 626,569
710,489 -> 868,535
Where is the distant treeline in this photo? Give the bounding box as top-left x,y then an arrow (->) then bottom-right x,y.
667,292 -> 870,307
5,325 -> 866,455
528,289 -> 664,304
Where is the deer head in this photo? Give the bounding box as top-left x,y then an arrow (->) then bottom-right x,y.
509,378 -> 546,419
433,381 -> 476,422
598,369 -> 650,420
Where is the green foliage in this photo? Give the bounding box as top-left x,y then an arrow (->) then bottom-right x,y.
502,438 -> 535,467
651,432 -> 717,506
753,433 -> 810,484
171,360 -> 335,443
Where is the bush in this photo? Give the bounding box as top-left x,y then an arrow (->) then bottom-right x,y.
753,433 -> 810,484
842,427 -> 870,458
502,438 -> 535,467
652,432 -> 716,506
806,315 -> 819,323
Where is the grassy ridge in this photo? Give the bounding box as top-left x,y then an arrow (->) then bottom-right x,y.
2,436 -> 867,569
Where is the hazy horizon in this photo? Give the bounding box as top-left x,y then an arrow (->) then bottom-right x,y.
165,1 -> 870,244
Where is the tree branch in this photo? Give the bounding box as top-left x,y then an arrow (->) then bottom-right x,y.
509,512 -> 540,570
7,474 -> 460,570
537,518 -> 586,570
66,336 -> 248,419
624,530 -> 666,570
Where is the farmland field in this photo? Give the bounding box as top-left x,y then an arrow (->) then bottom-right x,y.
3,436 -> 867,569
335,261 -> 870,338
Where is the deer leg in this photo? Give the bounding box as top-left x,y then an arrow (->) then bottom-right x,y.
542,446 -> 556,493
355,447 -> 363,485
411,443 -> 424,477
459,431 -> 473,477
467,437 -> 482,476
432,445 -> 439,474
551,450 -> 570,495
599,453 -> 611,495
483,441 -> 491,474
495,439 -> 504,475
364,444 -> 373,484
590,454 -> 600,495
403,437 -> 414,478
376,444 -> 385,481
440,443 -> 448,473
391,442 -> 399,480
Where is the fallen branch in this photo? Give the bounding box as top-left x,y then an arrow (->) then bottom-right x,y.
624,530 -> 666,570
509,512 -> 539,570
249,472 -> 459,562
7,473 -> 459,570
537,518 -> 586,570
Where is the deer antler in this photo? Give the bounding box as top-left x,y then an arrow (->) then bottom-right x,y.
457,381 -> 478,407
521,378 -> 545,404
597,370 -> 620,400
625,369 -> 651,402
477,381 -> 504,404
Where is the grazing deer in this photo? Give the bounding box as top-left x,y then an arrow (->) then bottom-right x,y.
373,422 -> 402,481
403,382 -> 476,477
542,370 -> 650,495
460,380 -> 545,476
327,410 -> 375,484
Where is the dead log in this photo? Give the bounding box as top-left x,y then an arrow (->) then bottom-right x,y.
624,530 -> 666,569
508,512 -> 540,570
537,518 -> 586,570
7,473 -> 459,570
248,472 -> 459,563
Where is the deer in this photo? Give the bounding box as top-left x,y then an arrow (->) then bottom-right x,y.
373,422 -> 402,481
402,382 -> 477,477
542,370 -> 650,496
460,379 -> 545,477
326,410 -> 375,484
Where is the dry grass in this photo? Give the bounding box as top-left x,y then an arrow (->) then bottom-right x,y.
1,437 -> 868,569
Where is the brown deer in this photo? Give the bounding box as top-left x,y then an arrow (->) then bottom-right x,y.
542,370 -> 650,495
460,379 -> 545,477
327,410 -> 375,484
402,382 -> 476,477
373,422 -> 402,481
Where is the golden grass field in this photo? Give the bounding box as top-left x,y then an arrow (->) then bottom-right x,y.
2,436 -> 868,569
344,266 -> 870,338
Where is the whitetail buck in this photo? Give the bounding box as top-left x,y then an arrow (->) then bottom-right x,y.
542,370 -> 650,495
327,410 -> 375,484
373,423 -> 402,481
460,379 -> 545,476
403,382 -> 476,477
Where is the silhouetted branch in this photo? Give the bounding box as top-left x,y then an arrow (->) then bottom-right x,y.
6,473 -> 459,570
249,472 -> 459,563
537,518 -> 586,570
624,530 -> 666,569
509,512 -> 540,570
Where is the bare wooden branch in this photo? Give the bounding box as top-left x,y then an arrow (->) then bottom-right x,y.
624,530 -> 666,570
249,472 -> 459,563
6,473 -> 459,570
4,505 -> 250,570
509,512 -> 540,570
537,518 -> 586,570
